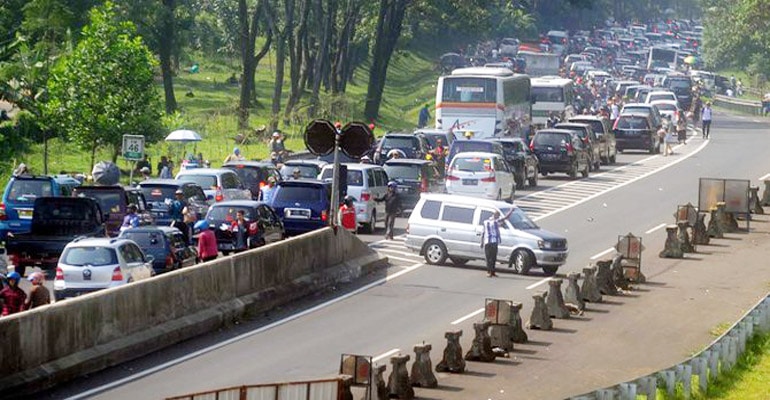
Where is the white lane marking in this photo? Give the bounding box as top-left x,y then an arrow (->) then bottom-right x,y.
645,223 -> 667,235
524,139 -> 710,222
375,248 -> 419,257
590,247 -> 616,260
383,255 -> 421,264
450,308 -> 484,325
66,263 -> 425,399
759,173 -> 770,181
526,277 -> 551,290
372,348 -> 400,362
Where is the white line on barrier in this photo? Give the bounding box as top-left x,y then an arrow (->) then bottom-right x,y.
451,308 -> 484,325
372,348 -> 400,362
526,278 -> 550,290
645,223 -> 667,235
590,247 -> 616,260
759,173 -> 770,181
66,263 -> 425,399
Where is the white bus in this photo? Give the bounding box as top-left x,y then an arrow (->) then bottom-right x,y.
517,50 -> 561,77
436,67 -> 532,140
530,77 -> 574,127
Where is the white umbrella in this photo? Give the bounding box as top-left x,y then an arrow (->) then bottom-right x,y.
165,129 -> 202,142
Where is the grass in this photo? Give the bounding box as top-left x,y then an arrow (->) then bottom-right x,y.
15,47 -> 441,182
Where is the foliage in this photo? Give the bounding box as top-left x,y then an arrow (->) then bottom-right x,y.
43,2 -> 164,164
701,0 -> 770,78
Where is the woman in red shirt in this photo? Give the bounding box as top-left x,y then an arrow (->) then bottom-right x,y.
194,220 -> 218,262
1,272 -> 27,316
339,196 -> 357,233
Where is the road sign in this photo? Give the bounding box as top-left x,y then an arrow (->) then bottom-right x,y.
122,135 -> 145,161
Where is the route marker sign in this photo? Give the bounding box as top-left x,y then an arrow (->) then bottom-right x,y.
122,135 -> 145,161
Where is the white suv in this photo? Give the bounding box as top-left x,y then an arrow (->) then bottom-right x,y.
319,163 -> 388,234
445,152 -> 515,202
54,238 -> 155,300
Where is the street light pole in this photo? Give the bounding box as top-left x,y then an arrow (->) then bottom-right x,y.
330,126 -> 341,227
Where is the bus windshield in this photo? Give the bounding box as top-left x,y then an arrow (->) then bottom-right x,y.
441,77 -> 496,103
532,87 -> 564,103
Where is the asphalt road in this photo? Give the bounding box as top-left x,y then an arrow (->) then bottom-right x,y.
38,111 -> 770,400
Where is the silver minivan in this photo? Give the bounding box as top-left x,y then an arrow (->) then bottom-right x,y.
319,163 -> 389,234
405,193 -> 568,275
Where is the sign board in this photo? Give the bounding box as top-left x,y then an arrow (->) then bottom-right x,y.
339,354 -> 371,386
698,178 -> 750,214
122,135 -> 145,161
485,298 -> 513,325
616,233 -> 644,282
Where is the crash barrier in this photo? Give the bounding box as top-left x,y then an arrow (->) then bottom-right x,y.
0,227 -> 387,394
165,376 -> 354,400
713,94 -> 763,116
569,294 -> 770,400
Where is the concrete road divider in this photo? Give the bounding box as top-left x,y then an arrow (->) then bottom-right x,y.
580,266 -> 602,303
678,221 -> 696,253
509,302 -> 528,343
707,206 -> 725,238
464,321 -> 496,362
410,344 -> 437,388
762,180 -> 770,206
610,255 -> 630,291
387,354 -> 413,399
595,260 -> 617,295
546,278 -> 570,319
435,330 -> 465,373
659,225 -> 684,259
693,213 -> 710,245
564,272 -> 585,311
0,227 -> 387,394
526,292 -> 552,330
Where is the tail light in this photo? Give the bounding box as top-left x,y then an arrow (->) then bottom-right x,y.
215,186 -> 224,202
321,210 -> 328,222
111,267 -> 124,281
446,175 -> 460,181
565,143 -> 575,155
0,203 -> 6,220
360,191 -> 371,201
165,255 -> 174,268
55,267 -> 64,281
420,177 -> 428,192
259,181 -> 266,189
481,175 -> 496,183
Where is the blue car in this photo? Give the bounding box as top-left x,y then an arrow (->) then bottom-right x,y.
119,226 -> 197,274
0,175 -> 81,239
269,179 -> 332,236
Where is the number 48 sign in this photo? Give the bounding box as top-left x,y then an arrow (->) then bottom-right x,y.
122,135 -> 145,161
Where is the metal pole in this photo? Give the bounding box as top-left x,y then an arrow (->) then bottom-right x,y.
330,130 -> 341,227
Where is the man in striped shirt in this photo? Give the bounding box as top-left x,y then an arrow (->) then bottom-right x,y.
480,208 -> 514,277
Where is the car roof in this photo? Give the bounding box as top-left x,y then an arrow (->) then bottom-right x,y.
535,129 -> 577,136
569,115 -> 606,121
384,159 -> 431,166
555,122 -> 591,129
176,168 -> 233,176
452,151 -> 503,159
489,137 -> 526,143
222,161 -> 276,168
209,200 -> 267,208
121,226 -> 181,235
139,179 -> 199,187
68,237 -> 133,248
650,100 -> 679,106
322,163 -> 383,171
282,159 -> 327,167
622,103 -> 654,108
647,90 -> 676,95
73,185 -> 124,192
420,193 -> 522,211
382,132 -> 418,138
277,179 -> 330,187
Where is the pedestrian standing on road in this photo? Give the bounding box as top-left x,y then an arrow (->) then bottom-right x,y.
339,196 -> 357,233
480,208 -> 514,277
194,220 -> 218,262
231,210 -> 249,253
418,104 -> 431,128
259,177 -> 277,203
663,119 -> 675,156
701,101 -> 713,139
0,272 -> 26,316
169,190 -> 187,223
24,272 -> 50,310
375,181 -> 402,240
677,114 -> 688,145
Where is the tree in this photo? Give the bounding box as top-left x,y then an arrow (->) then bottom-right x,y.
236,0 -> 272,130
44,2 -> 164,168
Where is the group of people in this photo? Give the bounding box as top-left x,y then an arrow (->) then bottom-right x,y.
0,271 -> 50,317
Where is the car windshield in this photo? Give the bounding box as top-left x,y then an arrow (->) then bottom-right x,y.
384,165 -> 423,181
531,87 -> 564,103
654,103 -> 677,112
382,137 -> 417,150
421,134 -> 446,148
75,190 -> 122,214
120,231 -> 166,248
617,116 -> 650,129
452,157 -> 492,172
206,206 -> 256,223
274,186 -> 323,202
649,94 -> 673,102
178,174 -> 217,189
622,106 -> 651,115
500,207 -> 538,230
534,133 -> 568,146
320,169 -> 363,186
668,79 -> 691,89
7,180 -> 53,203
140,186 -> 177,202
226,167 -> 265,187
570,120 -> 603,135
500,141 -> 524,154
61,246 -> 118,267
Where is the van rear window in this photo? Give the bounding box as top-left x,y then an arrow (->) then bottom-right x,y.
441,206 -> 474,224
420,200 -> 440,220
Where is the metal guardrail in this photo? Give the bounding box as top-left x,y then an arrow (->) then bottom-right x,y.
713,94 -> 763,116
569,294 -> 770,399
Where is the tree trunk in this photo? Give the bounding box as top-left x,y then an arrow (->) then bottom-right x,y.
332,1 -> 359,94
284,0 -> 309,121
238,0 -> 256,130
363,0 -> 408,121
309,0 -> 333,116
271,39 -> 287,132
159,0 -> 177,115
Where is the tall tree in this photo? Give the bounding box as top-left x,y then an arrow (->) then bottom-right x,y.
263,0 -> 294,131
283,0 -> 310,121
44,2 -> 164,167
363,0 -> 409,121
237,0 -> 272,130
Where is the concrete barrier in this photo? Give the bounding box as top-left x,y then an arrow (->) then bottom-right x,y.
0,227 -> 387,393
713,94 -> 763,115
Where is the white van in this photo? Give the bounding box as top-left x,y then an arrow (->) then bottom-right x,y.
445,152 -> 515,202
531,77 -> 575,127
319,163 -> 388,233
405,194 -> 568,275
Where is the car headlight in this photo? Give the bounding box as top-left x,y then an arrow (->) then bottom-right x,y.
538,240 -> 551,249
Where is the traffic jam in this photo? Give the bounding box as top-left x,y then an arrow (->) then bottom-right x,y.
1,17 -> 712,314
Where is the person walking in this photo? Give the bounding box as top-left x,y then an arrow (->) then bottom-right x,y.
339,196 -> 358,233
376,181 -> 402,240
677,114 -> 688,145
480,208 -> 514,277
701,101 -> 713,139
194,220 -> 218,262
0,272 -> 27,316
24,272 -> 50,310
418,104 -> 431,128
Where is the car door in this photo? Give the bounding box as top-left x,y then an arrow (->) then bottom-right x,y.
438,204 -> 478,258
373,169 -> 388,221
257,205 -> 280,243
120,242 -> 151,281
494,157 -> 514,196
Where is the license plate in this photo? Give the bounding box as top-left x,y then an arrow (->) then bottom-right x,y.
542,154 -> 561,161
18,209 -> 33,219
285,208 -> 311,219
462,179 -> 477,185
397,187 -> 410,193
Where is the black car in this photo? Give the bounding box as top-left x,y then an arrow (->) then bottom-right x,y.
414,128 -> 454,151
383,159 -> 443,214
553,122 -> 602,172
613,113 -> 660,154
530,129 -> 590,179
568,115 -> 617,165
373,133 -> 431,164
119,226 -> 197,274
489,138 -> 539,188
137,179 -> 210,225
222,161 -> 283,200
205,200 -> 285,255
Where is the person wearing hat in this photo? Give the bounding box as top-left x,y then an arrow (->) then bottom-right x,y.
224,147 -> 245,163
338,195 -> 358,233
269,131 -> 287,162
375,181 -> 402,240
140,166 -> 151,180
120,204 -> 141,232
291,168 -> 302,180
24,272 -> 50,310
259,177 -> 277,203
701,101 -> 712,139
0,271 -> 26,316
360,155 -> 373,164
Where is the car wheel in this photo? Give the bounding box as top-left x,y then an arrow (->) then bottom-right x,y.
528,167 -> 538,187
568,162 -> 578,179
542,266 -> 559,276
581,162 -> 589,178
541,171 -> 549,177
423,240 -> 448,265
609,150 -> 616,164
509,250 -> 534,275
363,211 -> 376,234
593,157 -> 601,171
449,256 -> 468,266
514,171 -> 524,189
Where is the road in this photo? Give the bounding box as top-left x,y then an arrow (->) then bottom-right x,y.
38,111 -> 770,400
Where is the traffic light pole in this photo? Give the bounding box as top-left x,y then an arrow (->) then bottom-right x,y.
330,130 -> 341,227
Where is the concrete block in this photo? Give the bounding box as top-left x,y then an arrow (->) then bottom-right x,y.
659,225 -> 684,258
435,330 -> 465,373
610,255 -> 630,291
387,354 -> 413,399
464,321 -> 496,362
691,356 -> 708,393
708,346 -> 720,381
364,364 -> 388,400
564,272 -> 585,311
510,302 -> 528,344
410,344 -> 437,388
674,364 -> 692,398
527,292 -> 553,330
581,266 -> 602,303
761,180 -> 770,206
546,278 -> 570,318
636,375 -> 656,400
749,186 -> 764,214
706,208 -> 724,239
595,259 -> 617,295
618,382 -> 637,400
692,213 -> 710,245
658,370 -> 676,397
677,221 -> 696,253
